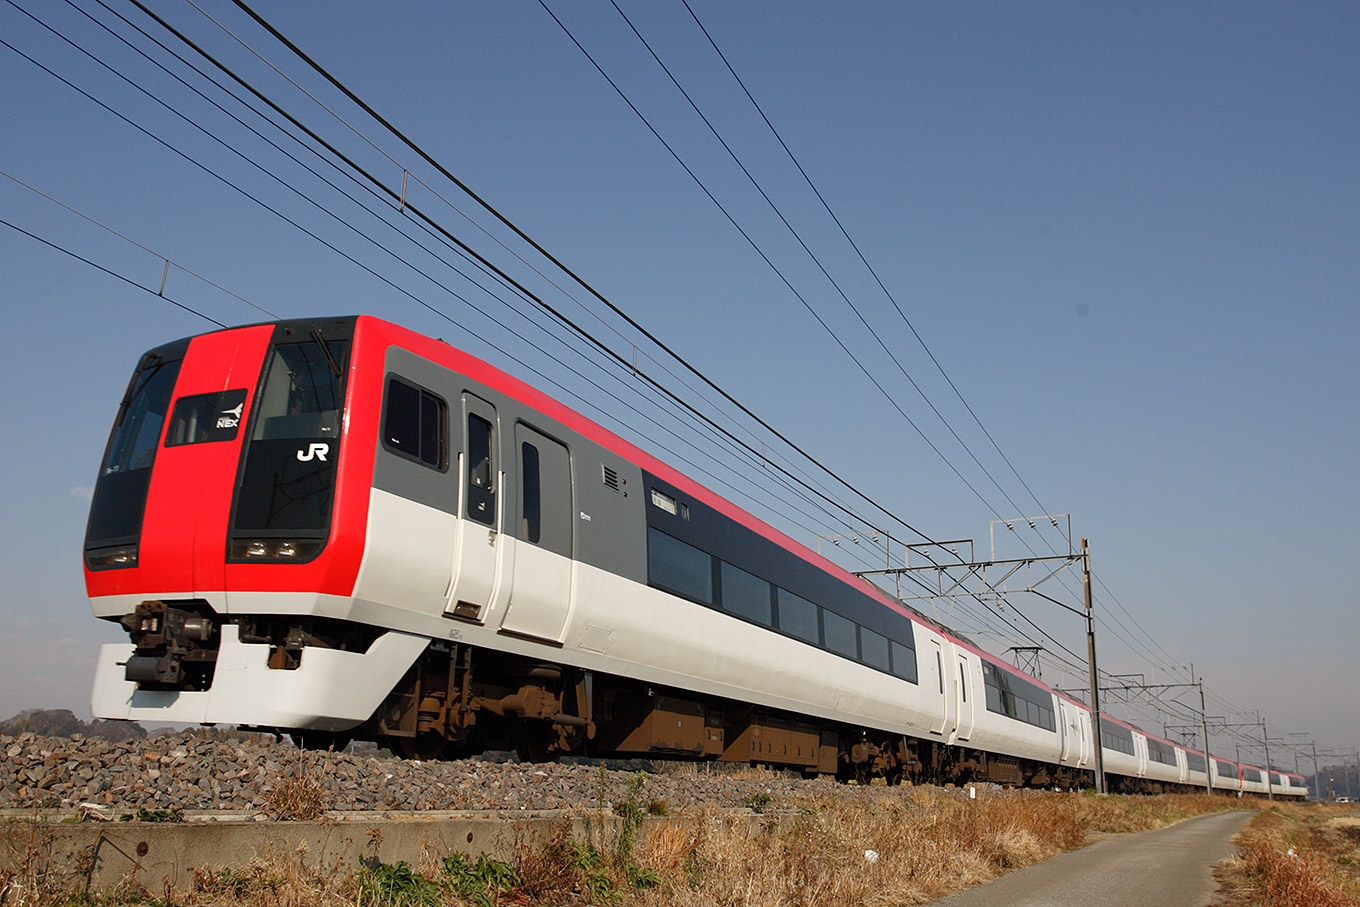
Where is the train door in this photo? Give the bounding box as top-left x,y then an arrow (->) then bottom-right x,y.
499,423 -> 574,641
1077,709 -> 1091,766
446,394 -> 502,619
1059,700 -> 1074,763
926,639 -> 947,736
954,653 -> 974,741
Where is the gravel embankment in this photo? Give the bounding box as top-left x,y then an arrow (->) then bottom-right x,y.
1,732 -> 842,814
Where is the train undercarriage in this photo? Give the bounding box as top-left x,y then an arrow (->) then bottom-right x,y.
295,637 -> 1096,790
120,602 -> 1096,789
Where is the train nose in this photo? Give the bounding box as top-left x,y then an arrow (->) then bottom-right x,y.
146,326 -> 275,599
84,324 -> 275,603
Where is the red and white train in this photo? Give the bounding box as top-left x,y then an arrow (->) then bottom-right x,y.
84,315 -> 1305,797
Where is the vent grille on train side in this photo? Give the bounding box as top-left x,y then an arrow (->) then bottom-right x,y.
602,465 -> 620,491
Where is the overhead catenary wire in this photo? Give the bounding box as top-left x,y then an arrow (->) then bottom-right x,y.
221,0 -> 947,551
536,0 -> 1022,529
679,0 -> 1059,535
671,0 -> 1202,686
11,0 -> 896,572
0,166 -> 278,321
595,0 -> 1197,691
604,0 -> 1038,525
5,0 -> 1283,728
0,215 -> 225,328
114,0 -> 1180,685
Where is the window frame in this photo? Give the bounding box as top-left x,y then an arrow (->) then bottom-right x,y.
381,374 -> 449,471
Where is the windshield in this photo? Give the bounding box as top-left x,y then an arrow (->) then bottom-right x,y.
230,339 -> 350,539
86,353 -> 182,548
250,341 -> 345,443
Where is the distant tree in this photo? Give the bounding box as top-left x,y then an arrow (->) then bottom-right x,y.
87,717 -> 149,742
0,708 -> 146,741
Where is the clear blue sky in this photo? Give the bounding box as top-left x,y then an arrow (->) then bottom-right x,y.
1,1 -> 1355,769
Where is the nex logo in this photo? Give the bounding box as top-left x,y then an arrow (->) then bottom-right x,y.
296,443 -> 330,462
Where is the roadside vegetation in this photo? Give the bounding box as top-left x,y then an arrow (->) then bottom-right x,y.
1215,801 -> 1360,907
1,776 -> 1257,907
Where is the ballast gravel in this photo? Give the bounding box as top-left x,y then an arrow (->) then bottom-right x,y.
0,732 -> 849,815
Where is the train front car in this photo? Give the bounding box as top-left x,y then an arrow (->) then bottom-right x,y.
84,317 -> 422,737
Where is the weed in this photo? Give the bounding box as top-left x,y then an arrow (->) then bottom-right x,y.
1225,805 -> 1360,907
356,859 -> 441,907
263,757 -> 328,821
118,808 -> 183,823
441,852 -> 520,907
514,827 -> 580,901
743,791 -> 772,812
570,841 -> 619,903
595,764 -> 610,812
613,772 -> 649,862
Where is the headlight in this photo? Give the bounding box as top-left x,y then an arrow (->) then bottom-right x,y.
86,545 -> 139,569
230,539 -> 323,561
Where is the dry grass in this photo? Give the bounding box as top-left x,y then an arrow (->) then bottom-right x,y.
626,786 -> 1230,907
188,843 -> 355,907
0,788 -> 1243,906
1071,790 -> 1232,834
1216,803 -> 1360,907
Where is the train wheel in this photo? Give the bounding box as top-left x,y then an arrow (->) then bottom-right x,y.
394,731 -> 448,761
515,726 -> 556,764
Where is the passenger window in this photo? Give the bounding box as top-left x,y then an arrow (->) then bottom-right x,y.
466,413 -> 495,524
719,562 -> 772,626
776,590 -> 820,644
860,628 -> 890,671
383,377 -> 446,468
647,528 -> 713,604
890,641 -> 917,683
823,610 -> 857,658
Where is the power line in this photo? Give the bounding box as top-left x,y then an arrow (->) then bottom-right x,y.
607,0 -> 1039,527
679,0 -> 1057,530
0,215 -> 224,328
15,0 -> 1300,728
0,166 -> 278,321
223,0 -> 944,548
19,0 -> 899,570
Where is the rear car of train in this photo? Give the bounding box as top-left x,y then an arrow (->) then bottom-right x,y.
83,316 -> 427,731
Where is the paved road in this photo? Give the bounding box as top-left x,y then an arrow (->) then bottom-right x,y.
927,810 -> 1253,907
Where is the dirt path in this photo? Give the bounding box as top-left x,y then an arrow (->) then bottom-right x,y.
926,810 -> 1254,907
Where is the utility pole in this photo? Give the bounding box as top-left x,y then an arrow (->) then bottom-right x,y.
1082,538 -> 1106,794
1311,741 -> 1320,801
855,520 -> 1107,793
1258,713 -> 1274,802
1197,672 -> 1212,795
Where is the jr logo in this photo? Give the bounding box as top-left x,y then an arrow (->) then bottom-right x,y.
296,443 -> 330,462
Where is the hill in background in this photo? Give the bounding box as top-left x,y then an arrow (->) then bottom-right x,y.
0,708 -> 146,742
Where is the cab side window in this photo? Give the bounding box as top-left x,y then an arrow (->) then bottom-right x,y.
383,376 -> 446,469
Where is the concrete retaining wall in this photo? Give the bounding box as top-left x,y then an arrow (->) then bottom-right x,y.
0,810 -> 726,895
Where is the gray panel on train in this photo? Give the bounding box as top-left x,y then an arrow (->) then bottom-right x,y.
372,347 -> 460,513
374,343 -> 648,584
513,423 -> 572,559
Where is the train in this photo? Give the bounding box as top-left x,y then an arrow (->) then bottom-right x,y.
83,315 -> 1306,798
